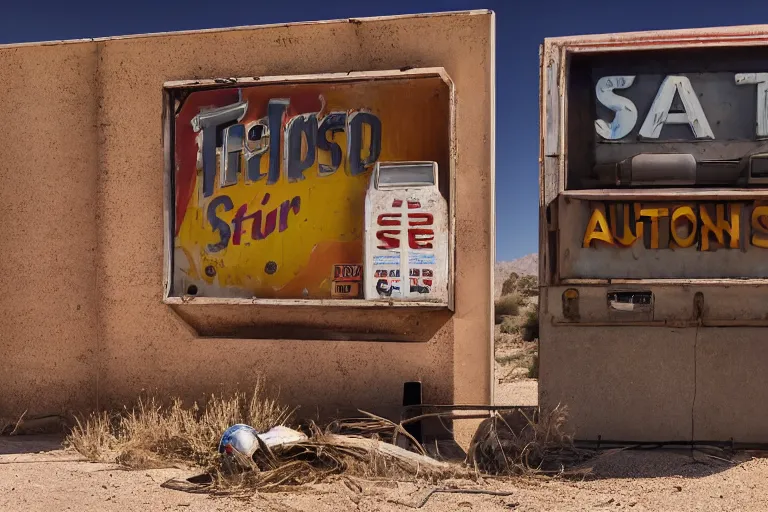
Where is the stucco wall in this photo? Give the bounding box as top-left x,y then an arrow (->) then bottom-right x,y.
0,11 -> 494,445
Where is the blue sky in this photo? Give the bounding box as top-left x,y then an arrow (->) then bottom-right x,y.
3,0 -> 767,260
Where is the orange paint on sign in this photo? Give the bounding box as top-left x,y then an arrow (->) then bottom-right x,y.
583,201 -> 763,251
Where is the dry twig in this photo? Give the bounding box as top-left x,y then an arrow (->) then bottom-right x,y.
389,488 -> 515,509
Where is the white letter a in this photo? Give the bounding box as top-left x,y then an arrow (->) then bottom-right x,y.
639,75 -> 714,140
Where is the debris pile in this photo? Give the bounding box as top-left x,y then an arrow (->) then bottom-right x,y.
467,405 -> 592,476
65,386 -> 595,493
163,420 -> 458,493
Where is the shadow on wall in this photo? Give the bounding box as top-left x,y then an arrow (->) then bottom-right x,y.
172,304 -> 454,342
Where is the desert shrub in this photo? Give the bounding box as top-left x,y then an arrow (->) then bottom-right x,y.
520,306 -> 539,342
466,404 -> 589,476
517,275 -> 539,297
500,316 -> 519,334
495,293 -> 523,317
501,272 -> 519,296
528,353 -> 539,379
522,307 -> 538,328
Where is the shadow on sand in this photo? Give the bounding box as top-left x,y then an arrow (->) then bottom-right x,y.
579,447 -> 756,480
0,434 -> 67,457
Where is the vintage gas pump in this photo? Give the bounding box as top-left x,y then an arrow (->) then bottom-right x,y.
363,161 -> 449,303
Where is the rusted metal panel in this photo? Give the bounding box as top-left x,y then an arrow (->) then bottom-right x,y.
546,284 -> 768,326
164,68 -> 455,305
545,24 -> 768,52
540,25 -> 768,443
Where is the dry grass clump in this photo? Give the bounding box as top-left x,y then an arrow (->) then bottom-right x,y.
0,417 -> 15,436
66,379 -> 291,470
467,405 -> 591,477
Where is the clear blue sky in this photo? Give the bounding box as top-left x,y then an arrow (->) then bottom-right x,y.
3,0 -> 767,260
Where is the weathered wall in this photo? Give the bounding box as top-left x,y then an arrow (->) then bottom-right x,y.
539,318 -> 696,442
0,11 -> 494,445
0,43 -> 101,416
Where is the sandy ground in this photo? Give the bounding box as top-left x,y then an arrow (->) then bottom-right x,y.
494,324 -> 538,407
496,379 -> 537,407
3,434 -> 768,511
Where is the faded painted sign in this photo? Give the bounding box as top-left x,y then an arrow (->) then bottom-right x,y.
594,73 -> 768,141
564,49 -> 768,190
582,201 -> 768,251
171,75 -> 451,299
363,162 -> 449,303
557,198 -> 768,279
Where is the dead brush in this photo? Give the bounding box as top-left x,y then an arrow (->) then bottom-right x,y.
66,379 -> 292,470
160,414 -> 471,495
466,405 -> 593,477
200,422 -> 465,494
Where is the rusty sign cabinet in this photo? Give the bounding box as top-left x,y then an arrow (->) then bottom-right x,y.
540,26 -> 768,444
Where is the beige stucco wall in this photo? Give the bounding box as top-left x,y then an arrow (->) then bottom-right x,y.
0,11 -> 494,445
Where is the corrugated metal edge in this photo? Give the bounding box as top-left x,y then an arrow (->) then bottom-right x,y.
0,10 -> 493,49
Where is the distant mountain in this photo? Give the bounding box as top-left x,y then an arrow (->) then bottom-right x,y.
494,253 -> 538,298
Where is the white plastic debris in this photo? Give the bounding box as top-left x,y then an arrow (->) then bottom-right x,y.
218,424 -> 308,458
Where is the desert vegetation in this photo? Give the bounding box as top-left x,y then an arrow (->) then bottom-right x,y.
64,376 -> 588,493
495,272 -> 539,383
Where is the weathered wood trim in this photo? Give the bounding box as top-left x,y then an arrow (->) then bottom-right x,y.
163,68 -> 452,90
163,296 -> 451,308
161,89 -> 174,301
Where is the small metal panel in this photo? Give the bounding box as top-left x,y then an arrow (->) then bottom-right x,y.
363,162 -> 449,304
547,284 -> 768,325
548,286 -> 655,324
606,291 -> 653,322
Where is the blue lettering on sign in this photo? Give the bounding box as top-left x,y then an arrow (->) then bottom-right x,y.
408,253 -> 436,266
192,95 -> 383,198
373,255 -> 400,266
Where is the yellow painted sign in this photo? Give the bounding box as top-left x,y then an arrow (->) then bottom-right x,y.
172,77 -> 450,299
583,201 -> 768,251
